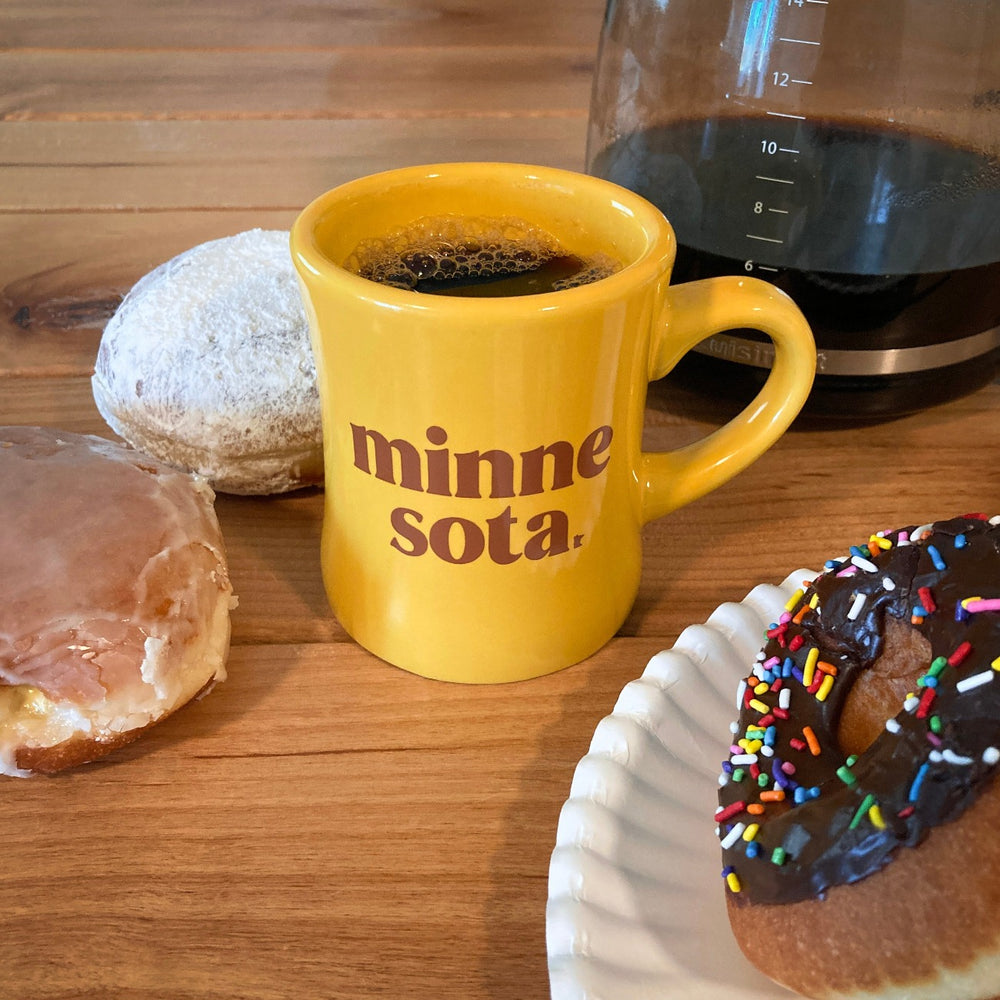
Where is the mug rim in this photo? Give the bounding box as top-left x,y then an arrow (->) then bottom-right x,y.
290,161 -> 676,310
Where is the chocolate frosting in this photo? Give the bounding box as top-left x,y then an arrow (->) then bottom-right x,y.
717,515 -> 1000,905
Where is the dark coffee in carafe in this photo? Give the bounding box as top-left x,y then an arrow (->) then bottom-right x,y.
590,116 -> 1000,418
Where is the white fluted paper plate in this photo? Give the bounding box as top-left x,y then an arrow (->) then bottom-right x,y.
547,569 -> 818,1000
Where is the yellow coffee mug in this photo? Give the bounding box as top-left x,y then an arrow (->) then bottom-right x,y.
291,163 -> 815,683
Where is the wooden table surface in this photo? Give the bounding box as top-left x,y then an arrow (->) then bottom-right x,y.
2,4 -> 999,999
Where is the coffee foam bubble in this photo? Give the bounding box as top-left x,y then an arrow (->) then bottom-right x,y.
345,215 -> 618,291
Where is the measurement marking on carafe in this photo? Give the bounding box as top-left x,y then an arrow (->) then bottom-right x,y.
746,234 -> 785,244
768,208 -> 790,214
772,71 -> 813,87
779,36 -> 821,45
767,111 -> 806,120
779,147 -> 800,154
756,175 -> 795,184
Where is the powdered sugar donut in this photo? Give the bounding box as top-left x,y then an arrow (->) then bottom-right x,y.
0,426 -> 236,776
92,229 -> 322,494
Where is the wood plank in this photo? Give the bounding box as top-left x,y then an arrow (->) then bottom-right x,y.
6,372 -> 999,650
0,376 -> 337,644
0,118 -> 590,211
635,376 -> 1000,621
0,635 -> 663,1000
1,0 -> 607,50
0,47 -> 595,120
0,117 -> 589,370
217,491 -> 343,645
0,209 -> 299,374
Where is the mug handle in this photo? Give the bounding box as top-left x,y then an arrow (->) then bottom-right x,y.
640,275 -> 816,525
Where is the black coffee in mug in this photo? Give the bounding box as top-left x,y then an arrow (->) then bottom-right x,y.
346,215 -> 621,297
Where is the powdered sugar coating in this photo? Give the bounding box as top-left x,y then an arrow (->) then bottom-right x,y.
92,229 -> 322,494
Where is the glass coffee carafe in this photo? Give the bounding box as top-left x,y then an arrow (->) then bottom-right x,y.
587,0 -> 1000,419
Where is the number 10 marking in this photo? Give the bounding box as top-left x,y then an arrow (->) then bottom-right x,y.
760,140 -> 801,155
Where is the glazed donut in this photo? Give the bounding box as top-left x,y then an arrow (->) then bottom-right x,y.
717,514 -> 1000,999
0,427 -> 236,776
92,228 -> 323,495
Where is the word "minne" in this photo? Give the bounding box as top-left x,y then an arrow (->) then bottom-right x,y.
350,423 -> 613,497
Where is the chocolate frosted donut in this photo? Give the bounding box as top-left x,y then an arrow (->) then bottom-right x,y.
717,515 -> 1000,999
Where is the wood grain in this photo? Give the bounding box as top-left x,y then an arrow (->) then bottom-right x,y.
0,47 -> 595,121
0,0 -> 606,50
0,638 -> 666,1000
0,119 -> 590,212
0,210 -> 298,373
4,373 -> 999,654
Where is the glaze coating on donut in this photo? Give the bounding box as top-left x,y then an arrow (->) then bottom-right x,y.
717,515 -> 1000,905
0,426 -> 234,775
